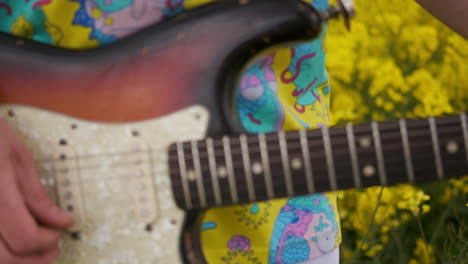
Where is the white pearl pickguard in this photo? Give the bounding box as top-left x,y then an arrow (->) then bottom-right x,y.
0,104 -> 210,264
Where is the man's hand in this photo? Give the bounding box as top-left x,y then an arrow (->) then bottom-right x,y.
0,119 -> 74,264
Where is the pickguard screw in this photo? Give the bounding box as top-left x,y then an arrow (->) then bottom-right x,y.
145,224 -> 153,232
71,232 -> 80,240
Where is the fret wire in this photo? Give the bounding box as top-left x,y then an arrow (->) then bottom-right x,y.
259,133 -> 274,199
240,134 -> 256,202
222,136 -> 239,204
279,131 -> 294,197
191,140 -> 207,208
460,113 -> 468,168
322,126 -> 337,191
399,119 -> 415,183
299,130 -> 315,193
372,121 -> 388,186
176,142 -> 193,210
346,124 -> 362,189
429,117 -> 444,180
206,138 -> 222,206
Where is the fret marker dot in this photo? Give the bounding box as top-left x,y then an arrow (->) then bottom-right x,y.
446,141 -> 458,154
187,170 -> 196,181
218,166 -> 227,178
363,165 -> 376,178
252,162 -> 263,175
359,137 -> 372,148
291,157 -> 303,170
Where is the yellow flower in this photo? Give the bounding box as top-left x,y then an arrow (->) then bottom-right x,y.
409,238 -> 436,264
327,0 -> 467,260
383,102 -> 394,112
397,190 -> 431,216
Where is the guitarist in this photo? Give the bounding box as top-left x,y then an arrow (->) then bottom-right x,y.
0,0 -> 466,264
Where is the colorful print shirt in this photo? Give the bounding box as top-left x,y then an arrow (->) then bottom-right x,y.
0,0 -> 341,263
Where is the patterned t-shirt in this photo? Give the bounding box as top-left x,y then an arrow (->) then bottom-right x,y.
0,0 -> 341,263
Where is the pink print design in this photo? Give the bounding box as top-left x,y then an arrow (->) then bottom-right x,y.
86,0 -> 166,38
240,74 -> 263,100
248,113 -> 262,125
166,0 -> 177,12
292,78 -> 321,113
281,48 -> 316,84
274,210 -> 313,263
0,3 -> 12,15
259,56 -> 277,89
294,104 -> 305,113
228,235 -> 251,252
292,78 -> 320,102
25,0 -> 52,10
239,55 -> 277,100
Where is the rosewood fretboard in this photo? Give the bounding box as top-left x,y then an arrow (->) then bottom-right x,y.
168,113 -> 468,210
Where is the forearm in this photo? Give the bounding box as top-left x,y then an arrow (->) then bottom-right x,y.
415,0 -> 468,39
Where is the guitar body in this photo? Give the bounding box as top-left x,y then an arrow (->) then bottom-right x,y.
0,104 -> 208,264
0,0 -> 328,263
0,0 -> 323,134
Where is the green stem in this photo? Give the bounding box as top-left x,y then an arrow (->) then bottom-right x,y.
347,187 -> 386,263
416,213 -> 432,262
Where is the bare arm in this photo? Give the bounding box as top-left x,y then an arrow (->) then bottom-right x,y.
415,0 -> 468,39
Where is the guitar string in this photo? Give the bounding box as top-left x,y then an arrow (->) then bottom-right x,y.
37,138 -> 460,190
41,178 -> 152,219
32,116 -> 464,203
33,117 -> 463,166
40,134 -> 459,209
37,116 -> 451,165
41,150 -> 453,212
34,122 -> 464,178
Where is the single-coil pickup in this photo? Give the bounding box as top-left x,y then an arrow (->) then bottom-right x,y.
128,141 -> 159,224
53,147 -> 86,232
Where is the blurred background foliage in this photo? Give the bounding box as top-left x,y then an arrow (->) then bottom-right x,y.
326,0 -> 468,263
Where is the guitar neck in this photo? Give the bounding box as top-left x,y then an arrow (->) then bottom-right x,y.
169,113 -> 468,210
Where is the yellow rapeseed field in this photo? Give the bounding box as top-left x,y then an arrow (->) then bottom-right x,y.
327,1 -> 468,263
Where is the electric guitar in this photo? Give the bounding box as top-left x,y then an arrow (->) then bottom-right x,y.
0,0 -> 464,263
